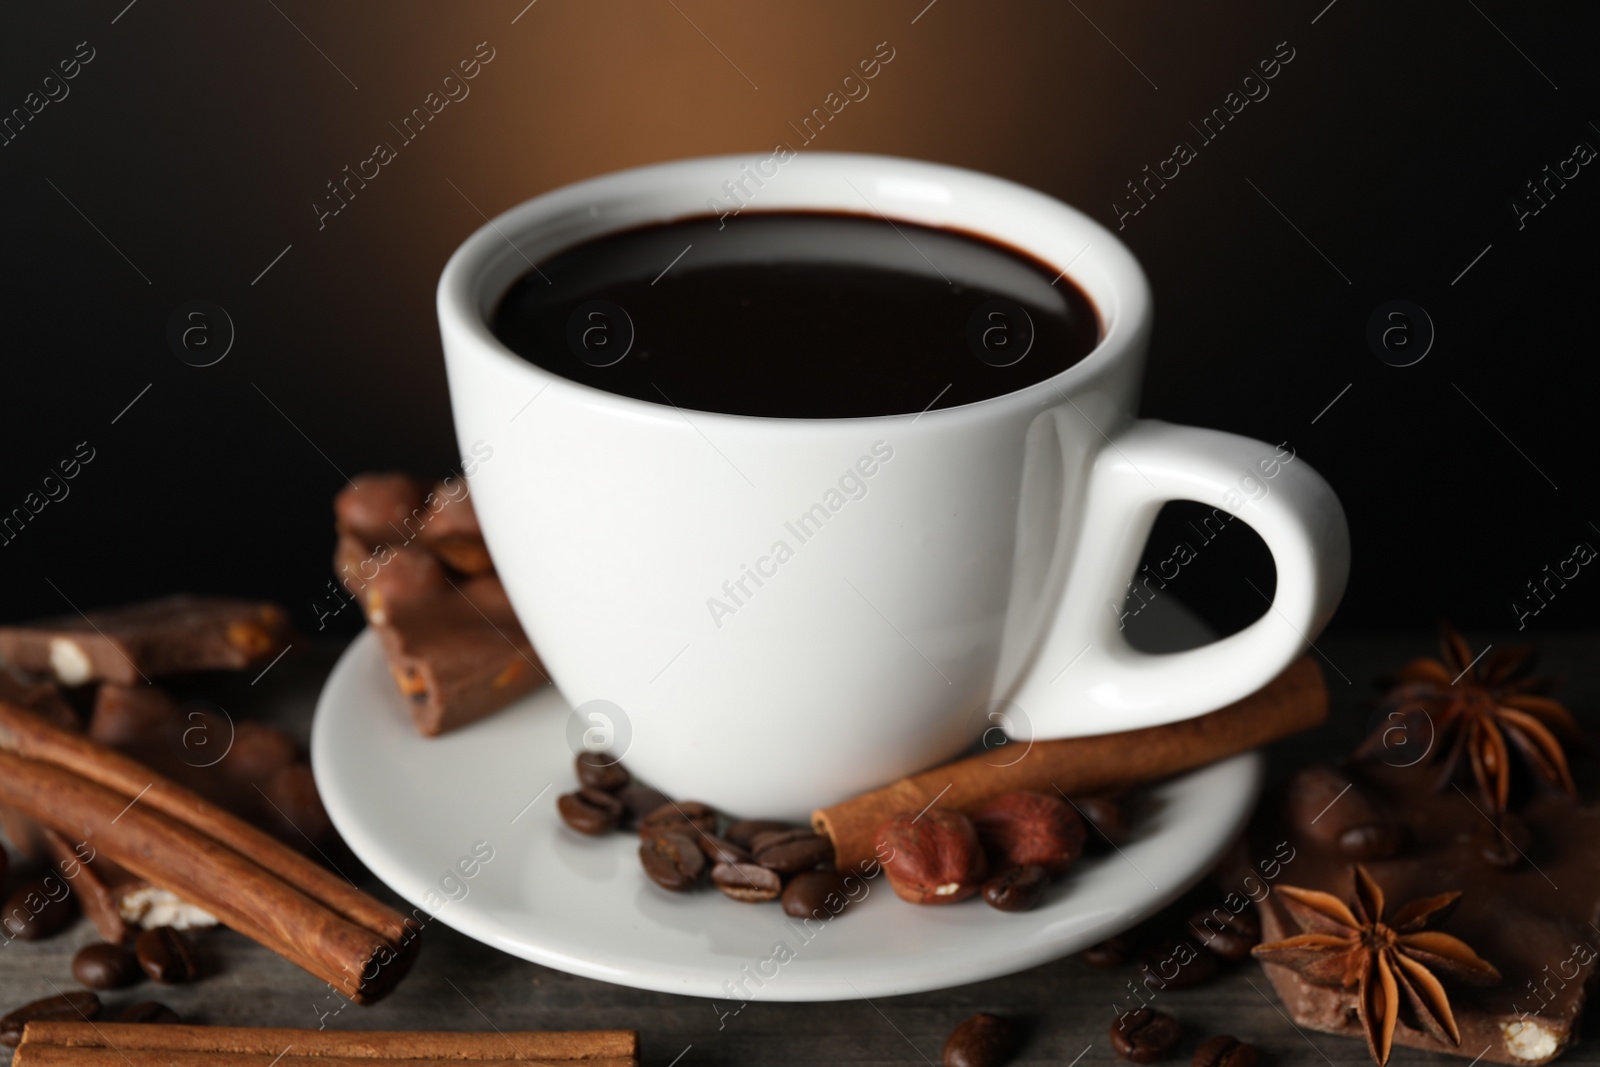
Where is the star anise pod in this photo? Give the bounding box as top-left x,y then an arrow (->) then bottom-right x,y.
1253,865 -> 1500,1065
1357,622 -> 1579,812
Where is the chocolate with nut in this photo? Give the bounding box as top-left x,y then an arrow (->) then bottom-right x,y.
333,473 -> 546,737
0,595 -> 294,686
1250,757 -> 1600,1065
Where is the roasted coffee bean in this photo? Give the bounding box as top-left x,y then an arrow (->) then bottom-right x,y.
1475,812 -> 1533,870
1,991 -> 101,1047
1187,907 -> 1260,962
697,835 -> 752,866
1138,938 -> 1218,990
1337,822 -> 1408,860
136,927 -> 199,983
639,831 -> 706,891
753,829 -> 834,873
1082,930 -> 1141,968
711,862 -> 783,902
558,788 -> 625,835
1076,796 -> 1129,848
73,941 -> 144,990
115,1001 -> 181,1024
618,784 -> 672,827
942,1011 -> 1017,1067
575,752 -> 630,792
638,800 -> 718,839
981,864 -> 1049,912
1193,1035 -> 1258,1067
725,819 -> 794,849
1111,1007 -> 1180,1063
782,869 -> 854,920
1,876 -> 77,940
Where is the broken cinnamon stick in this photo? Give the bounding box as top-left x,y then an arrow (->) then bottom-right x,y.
0,748 -> 416,1004
813,656 -> 1327,872
17,1023 -> 638,1064
0,700 -> 415,950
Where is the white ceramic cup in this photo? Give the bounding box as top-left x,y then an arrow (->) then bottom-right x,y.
437,153 -> 1349,820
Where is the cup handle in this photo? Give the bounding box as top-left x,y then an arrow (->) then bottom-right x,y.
1008,419 -> 1349,737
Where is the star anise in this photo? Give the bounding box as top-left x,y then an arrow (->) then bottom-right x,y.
1253,865 -> 1500,1065
1358,622 -> 1579,812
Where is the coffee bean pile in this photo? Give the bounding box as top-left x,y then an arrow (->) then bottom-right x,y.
0,839 -> 190,1047
559,755 -> 858,920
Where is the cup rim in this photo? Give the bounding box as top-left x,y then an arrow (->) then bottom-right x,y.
436,152 -> 1151,426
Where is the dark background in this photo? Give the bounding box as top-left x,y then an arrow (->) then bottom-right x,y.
1,0 -> 1595,642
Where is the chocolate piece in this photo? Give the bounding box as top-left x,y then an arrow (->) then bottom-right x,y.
0,664 -> 79,728
0,596 -> 294,686
372,574 -> 546,736
89,683 -> 181,747
42,827 -> 218,943
259,763 -> 337,844
334,472 -> 427,546
418,482 -> 494,575
337,535 -> 450,626
1251,760 -> 1600,1064
1285,765 -> 1407,860
216,722 -> 301,786
334,475 -> 541,737
88,683 -> 334,853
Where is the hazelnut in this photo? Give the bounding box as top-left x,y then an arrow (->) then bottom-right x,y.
970,791 -> 1085,876
876,808 -> 987,905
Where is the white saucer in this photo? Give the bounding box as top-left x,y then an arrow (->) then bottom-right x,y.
311,608 -> 1263,1001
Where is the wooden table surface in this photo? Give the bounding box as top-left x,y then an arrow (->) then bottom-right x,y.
3,630 -> 1597,1067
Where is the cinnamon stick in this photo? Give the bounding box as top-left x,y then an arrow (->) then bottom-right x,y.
813,656 -> 1327,872
18,1023 -> 638,1064
17,1053 -> 637,1067
19,1055 -> 639,1067
0,750 -> 414,1003
0,700 -> 416,950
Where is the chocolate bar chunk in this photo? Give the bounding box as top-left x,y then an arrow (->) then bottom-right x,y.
40,828 -> 216,943
87,683 -> 332,850
334,472 -> 544,737
335,533 -> 449,625
1251,761 -> 1600,1065
0,596 -> 294,686
418,481 -> 493,575
334,472 -> 428,546
374,574 -> 545,737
